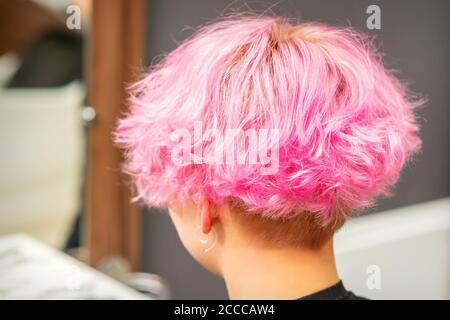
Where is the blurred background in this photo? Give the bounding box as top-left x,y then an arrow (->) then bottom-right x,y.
0,0 -> 448,299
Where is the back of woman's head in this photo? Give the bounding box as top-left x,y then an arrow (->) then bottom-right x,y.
116,15 -> 422,247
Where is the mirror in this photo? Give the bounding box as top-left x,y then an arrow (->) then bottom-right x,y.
0,0 -> 90,254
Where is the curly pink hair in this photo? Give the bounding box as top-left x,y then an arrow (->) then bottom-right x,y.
115,16 -> 422,225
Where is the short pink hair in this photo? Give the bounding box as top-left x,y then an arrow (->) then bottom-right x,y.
116,16 -> 422,225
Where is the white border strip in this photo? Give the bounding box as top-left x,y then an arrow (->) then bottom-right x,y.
335,197 -> 450,254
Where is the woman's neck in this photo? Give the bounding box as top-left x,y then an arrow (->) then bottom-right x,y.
220,239 -> 339,300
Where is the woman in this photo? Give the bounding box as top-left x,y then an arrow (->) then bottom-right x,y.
115,15 -> 422,299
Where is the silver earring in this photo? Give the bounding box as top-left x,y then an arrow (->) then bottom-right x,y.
199,227 -> 217,252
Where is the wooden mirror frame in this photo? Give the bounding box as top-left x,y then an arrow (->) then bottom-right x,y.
86,0 -> 146,271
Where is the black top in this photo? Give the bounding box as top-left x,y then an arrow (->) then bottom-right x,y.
298,281 -> 367,300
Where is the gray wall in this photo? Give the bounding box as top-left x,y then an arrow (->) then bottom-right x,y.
141,0 -> 450,299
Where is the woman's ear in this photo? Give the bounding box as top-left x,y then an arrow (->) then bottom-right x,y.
200,197 -> 212,234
